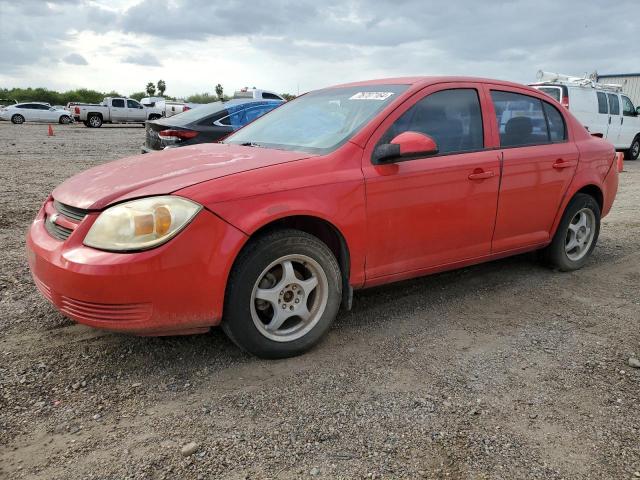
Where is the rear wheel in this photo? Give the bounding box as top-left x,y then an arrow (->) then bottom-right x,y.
542,193 -> 600,271
625,135 -> 640,160
222,229 -> 342,358
87,115 -> 102,128
59,115 -> 71,124
11,114 -> 24,124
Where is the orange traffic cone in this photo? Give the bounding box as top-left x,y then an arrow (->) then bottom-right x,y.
616,152 -> 624,173
48,124 -> 54,136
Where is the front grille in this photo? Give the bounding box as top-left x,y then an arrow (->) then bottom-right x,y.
59,296 -> 152,324
44,217 -> 73,240
53,200 -> 88,222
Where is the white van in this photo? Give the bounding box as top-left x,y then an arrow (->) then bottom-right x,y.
530,71 -> 640,160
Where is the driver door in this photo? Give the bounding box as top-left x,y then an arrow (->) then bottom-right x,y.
362,84 -> 501,280
127,99 -> 146,121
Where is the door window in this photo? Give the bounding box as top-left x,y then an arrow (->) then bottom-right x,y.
622,96 -> 636,116
111,99 -> 125,108
491,91 -> 551,147
380,89 -> 484,154
127,99 -> 141,108
607,94 -> 620,115
597,92 -> 608,114
542,102 -> 567,142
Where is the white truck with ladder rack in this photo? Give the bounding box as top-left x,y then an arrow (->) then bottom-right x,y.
530,71 -> 640,160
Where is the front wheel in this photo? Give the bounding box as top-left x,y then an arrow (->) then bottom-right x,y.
11,114 -> 24,124
223,229 -> 342,358
625,135 -> 640,160
59,115 -> 71,124
542,193 -> 600,271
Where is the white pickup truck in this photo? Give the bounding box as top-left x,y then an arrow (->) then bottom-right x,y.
73,97 -> 163,127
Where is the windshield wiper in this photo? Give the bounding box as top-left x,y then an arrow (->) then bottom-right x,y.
240,142 -> 264,147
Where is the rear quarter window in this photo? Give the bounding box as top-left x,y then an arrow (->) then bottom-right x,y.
597,92 -> 608,114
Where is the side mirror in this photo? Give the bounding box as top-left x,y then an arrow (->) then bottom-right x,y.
372,131 -> 439,165
139,105 -> 143,109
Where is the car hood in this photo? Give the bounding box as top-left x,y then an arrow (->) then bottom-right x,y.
53,143 -> 313,210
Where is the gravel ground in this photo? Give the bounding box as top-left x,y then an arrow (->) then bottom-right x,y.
0,121 -> 639,479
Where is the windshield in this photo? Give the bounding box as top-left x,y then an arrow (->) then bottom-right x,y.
225,84 -> 408,153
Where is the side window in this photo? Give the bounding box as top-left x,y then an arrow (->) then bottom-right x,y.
244,105 -> 275,123
111,99 -> 125,108
380,89 -> 484,155
127,99 -> 141,108
622,96 -> 635,116
262,93 -> 282,100
37,104 -> 50,110
597,92 -> 608,114
607,94 -> 620,115
490,91 -> 549,147
542,102 -> 567,142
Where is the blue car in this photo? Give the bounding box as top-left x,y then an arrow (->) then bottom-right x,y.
142,99 -> 283,153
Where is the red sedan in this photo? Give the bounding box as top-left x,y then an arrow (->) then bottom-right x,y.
27,77 -> 619,358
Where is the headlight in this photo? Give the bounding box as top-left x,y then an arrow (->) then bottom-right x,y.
83,196 -> 202,252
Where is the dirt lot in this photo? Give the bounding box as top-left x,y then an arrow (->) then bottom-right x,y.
0,121 -> 638,479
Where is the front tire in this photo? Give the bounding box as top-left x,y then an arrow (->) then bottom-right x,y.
11,114 -> 24,124
59,115 -> 71,124
626,135 -> 640,160
542,193 -> 600,271
223,229 -> 342,358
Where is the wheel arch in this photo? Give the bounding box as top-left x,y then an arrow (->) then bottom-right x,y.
575,184 -> 603,212
234,214 -> 353,309
87,111 -> 103,119
550,182 -> 604,239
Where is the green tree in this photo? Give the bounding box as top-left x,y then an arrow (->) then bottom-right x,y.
157,80 -> 166,96
129,91 -> 146,101
146,82 -> 156,96
185,92 -> 218,104
215,83 -> 223,100
281,93 -> 296,101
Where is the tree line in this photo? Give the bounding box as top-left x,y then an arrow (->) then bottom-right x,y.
0,80 -> 296,106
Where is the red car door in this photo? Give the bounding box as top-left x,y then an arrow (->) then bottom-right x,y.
486,86 -> 579,252
362,83 -> 501,282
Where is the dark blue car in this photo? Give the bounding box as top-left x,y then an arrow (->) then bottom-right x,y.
142,99 -> 283,153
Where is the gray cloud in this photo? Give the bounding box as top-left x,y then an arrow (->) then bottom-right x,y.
63,53 -> 88,65
122,53 -> 162,67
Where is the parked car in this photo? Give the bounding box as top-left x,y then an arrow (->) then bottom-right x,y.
531,71 -> 640,160
140,97 -> 195,118
0,102 -> 73,124
233,88 -> 285,100
142,99 -> 283,153
27,76 -> 619,358
73,97 -> 163,127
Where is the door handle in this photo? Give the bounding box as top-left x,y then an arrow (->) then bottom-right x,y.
621,117 -> 624,125
608,116 -> 611,124
552,159 -> 575,169
468,170 -> 494,180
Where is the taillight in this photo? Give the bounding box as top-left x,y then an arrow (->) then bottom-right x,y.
74,107 -> 80,114
183,106 -> 191,112
561,94 -> 569,109
158,129 -> 199,141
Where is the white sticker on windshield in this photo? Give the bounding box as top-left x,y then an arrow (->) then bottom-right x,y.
349,92 -> 394,101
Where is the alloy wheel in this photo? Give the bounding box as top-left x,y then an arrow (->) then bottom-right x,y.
565,208 -> 596,261
250,254 -> 329,342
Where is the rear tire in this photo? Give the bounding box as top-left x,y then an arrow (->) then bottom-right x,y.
148,114 -> 161,121
222,229 -> 342,358
541,193 -> 600,271
59,115 -> 71,125
625,135 -> 640,160
87,115 -> 102,128
11,114 -> 24,125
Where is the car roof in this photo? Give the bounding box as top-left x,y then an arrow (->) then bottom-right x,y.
331,76 -> 530,90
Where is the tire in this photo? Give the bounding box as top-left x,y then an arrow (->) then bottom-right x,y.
542,193 -> 601,271
625,135 -> 640,160
11,114 -> 24,125
148,114 -> 161,121
59,115 -> 71,125
87,115 -> 102,128
222,229 -> 342,358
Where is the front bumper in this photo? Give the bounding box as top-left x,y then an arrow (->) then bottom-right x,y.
26,199 -> 247,335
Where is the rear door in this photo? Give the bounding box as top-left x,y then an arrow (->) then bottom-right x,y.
362,84 -> 501,278
21,104 -> 40,121
606,93 -> 622,147
127,99 -> 146,121
487,87 -> 579,252
110,98 -> 127,122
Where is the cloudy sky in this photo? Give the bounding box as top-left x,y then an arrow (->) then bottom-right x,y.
1,0 -> 638,98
